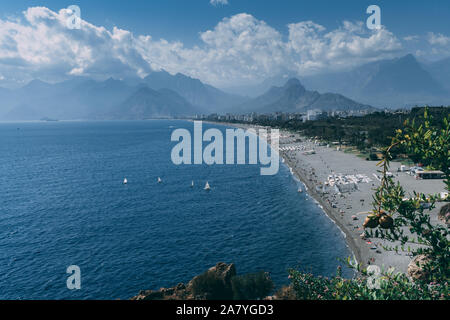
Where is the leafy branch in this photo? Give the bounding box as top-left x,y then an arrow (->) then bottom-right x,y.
364,107 -> 449,282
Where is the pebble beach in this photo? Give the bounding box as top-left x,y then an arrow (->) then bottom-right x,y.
221,122 -> 447,274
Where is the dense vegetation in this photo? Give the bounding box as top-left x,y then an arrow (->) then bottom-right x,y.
229,107 -> 450,152
288,265 -> 447,300
287,108 -> 449,300
199,107 -> 449,300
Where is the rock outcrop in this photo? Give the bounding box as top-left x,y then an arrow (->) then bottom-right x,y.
131,262 -> 236,300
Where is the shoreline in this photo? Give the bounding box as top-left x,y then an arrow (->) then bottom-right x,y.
281,153 -> 362,267
202,120 -> 446,275
202,120 -> 362,269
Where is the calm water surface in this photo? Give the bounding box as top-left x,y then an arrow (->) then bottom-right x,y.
0,120 -> 351,299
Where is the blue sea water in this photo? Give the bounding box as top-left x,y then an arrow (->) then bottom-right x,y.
0,120 -> 351,300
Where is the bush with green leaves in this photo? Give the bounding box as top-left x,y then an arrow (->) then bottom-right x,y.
365,107 -> 449,282
190,269 -> 234,300
288,107 -> 449,299
231,271 -> 274,300
288,265 -> 448,300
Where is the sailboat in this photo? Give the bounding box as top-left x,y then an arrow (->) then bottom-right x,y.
204,182 -> 211,191
298,187 -> 303,193
158,177 -> 162,183
191,181 -> 194,188
123,178 -> 128,185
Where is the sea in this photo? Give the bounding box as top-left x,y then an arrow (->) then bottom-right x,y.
0,120 -> 351,300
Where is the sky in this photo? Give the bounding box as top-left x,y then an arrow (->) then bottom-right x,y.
0,0 -> 449,88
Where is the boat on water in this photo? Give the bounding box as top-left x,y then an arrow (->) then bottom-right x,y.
204,182 -> 211,191
298,188 -> 303,193
158,177 -> 162,183
191,181 -> 194,188
123,178 -> 128,184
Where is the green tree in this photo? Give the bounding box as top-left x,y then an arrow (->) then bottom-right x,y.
288,107 -> 449,299
365,107 -> 449,282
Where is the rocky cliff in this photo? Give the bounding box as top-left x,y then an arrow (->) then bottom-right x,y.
131,262 -> 237,300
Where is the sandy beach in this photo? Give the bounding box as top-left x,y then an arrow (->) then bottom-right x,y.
211,121 -> 447,274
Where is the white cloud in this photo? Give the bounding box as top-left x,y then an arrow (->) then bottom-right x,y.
428,32 -> 450,46
0,7 -> 406,87
286,20 -> 402,75
0,7 -> 151,84
423,32 -> 450,59
210,0 -> 229,6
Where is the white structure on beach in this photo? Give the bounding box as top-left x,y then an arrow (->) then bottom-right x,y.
325,173 -> 372,193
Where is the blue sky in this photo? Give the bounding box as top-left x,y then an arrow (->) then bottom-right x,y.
2,0 -> 450,44
0,1 -> 449,87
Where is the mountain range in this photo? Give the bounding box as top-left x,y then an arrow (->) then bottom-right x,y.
226,54 -> 450,108
141,70 -> 245,112
0,71 -> 372,121
107,86 -> 199,120
0,72 -> 247,121
1,54 -> 449,120
300,54 -> 450,108
234,78 -> 373,113
425,57 -> 450,92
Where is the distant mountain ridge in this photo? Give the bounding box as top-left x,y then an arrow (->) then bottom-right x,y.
0,71 -> 247,120
425,57 -> 450,92
236,78 -> 373,113
361,54 -> 446,96
109,86 -> 197,119
143,70 -> 246,112
300,54 -> 450,108
226,54 -> 450,108
2,53 -> 450,120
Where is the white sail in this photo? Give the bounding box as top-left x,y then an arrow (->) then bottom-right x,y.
158,177 -> 162,183
204,182 -> 211,191
123,178 -> 128,184
191,181 -> 194,187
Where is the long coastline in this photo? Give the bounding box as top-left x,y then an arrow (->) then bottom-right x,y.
280,152 -> 362,267
202,120 -> 447,275
201,120 -> 362,269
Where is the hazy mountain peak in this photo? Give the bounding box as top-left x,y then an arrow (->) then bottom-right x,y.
283,78 -> 306,96
392,53 -> 421,67
300,53 -> 450,107
362,53 -> 446,98
134,85 -> 157,94
237,77 -> 371,113
400,53 -> 416,61
111,84 -> 197,119
426,56 -> 450,92
142,70 -> 246,112
284,78 -> 303,87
